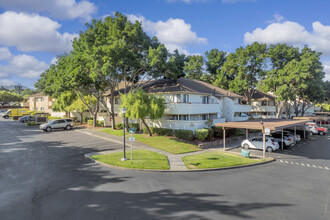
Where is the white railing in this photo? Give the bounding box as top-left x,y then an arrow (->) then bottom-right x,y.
165,103 -> 220,115
233,104 -> 251,112
251,105 -> 276,112
233,116 -> 249,122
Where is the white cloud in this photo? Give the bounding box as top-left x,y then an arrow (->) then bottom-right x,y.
244,20 -> 330,55
127,14 -> 207,54
0,47 -> 12,61
267,13 -> 285,24
0,0 -> 97,20
0,11 -> 78,53
323,62 -> 330,81
0,53 -> 48,79
0,79 -> 15,86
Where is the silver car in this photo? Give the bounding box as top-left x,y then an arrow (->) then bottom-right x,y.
40,119 -> 73,132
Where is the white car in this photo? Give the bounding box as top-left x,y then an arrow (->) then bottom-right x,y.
40,119 -> 73,132
283,131 -> 301,142
241,137 -> 279,152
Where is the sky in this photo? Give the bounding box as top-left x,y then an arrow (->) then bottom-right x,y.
0,0 -> 330,89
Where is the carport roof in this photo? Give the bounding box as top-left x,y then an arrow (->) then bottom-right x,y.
215,119 -> 309,131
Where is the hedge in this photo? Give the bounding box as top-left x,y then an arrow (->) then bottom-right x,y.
88,120 -> 104,127
174,129 -> 193,141
195,129 -> 208,141
27,122 -> 37,126
212,126 -> 223,138
206,128 -> 214,140
116,123 -> 124,129
142,127 -> 193,141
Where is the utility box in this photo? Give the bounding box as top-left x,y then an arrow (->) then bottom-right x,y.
241,149 -> 250,158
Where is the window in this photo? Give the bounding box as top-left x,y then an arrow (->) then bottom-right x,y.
172,115 -> 178,120
261,101 -> 268,106
241,101 -> 247,105
65,119 -> 72,122
40,107 -> 44,111
174,94 -> 181,102
115,98 -> 119,104
202,96 -> 209,104
183,94 -> 189,103
58,120 -> 65,124
35,98 -> 38,102
36,107 -> 38,111
180,115 -> 189,120
202,115 -> 208,120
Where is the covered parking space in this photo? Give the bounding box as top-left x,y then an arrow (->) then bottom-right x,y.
293,116 -> 330,127
215,119 -> 309,158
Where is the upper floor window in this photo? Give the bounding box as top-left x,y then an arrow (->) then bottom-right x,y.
261,101 -> 268,106
183,94 -> 189,103
180,115 -> 189,120
202,96 -> 209,104
115,98 -> 119,104
35,98 -> 38,102
174,94 -> 181,103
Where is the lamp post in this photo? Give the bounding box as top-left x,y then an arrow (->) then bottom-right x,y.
260,121 -> 265,158
121,107 -> 127,161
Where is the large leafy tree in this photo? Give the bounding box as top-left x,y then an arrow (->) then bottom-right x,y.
66,96 -> 96,123
204,49 -> 229,87
184,55 -> 204,80
120,89 -> 165,136
222,42 -> 267,104
259,44 -> 300,117
0,91 -> 23,104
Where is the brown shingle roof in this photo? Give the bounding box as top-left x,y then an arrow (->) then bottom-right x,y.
249,90 -> 276,101
107,77 -> 243,99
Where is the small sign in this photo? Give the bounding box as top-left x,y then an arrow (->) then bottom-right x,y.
129,137 -> 135,142
264,128 -> 270,135
128,128 -> 137,133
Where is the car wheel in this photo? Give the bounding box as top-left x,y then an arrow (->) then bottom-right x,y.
266,147 -> 273,152
66,125 -> 71,130
46,127 -> 52,132
4,115 -> 9,119
243,143 -> 249,149
309,131 -> 313,136
319,131 -> 325,136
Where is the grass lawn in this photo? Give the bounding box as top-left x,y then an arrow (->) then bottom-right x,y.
91,149 -> 170,170
100,128 -> 200,154
182,151 -> 267,169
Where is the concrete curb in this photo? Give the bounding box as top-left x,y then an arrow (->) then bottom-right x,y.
84,151 -> 275,173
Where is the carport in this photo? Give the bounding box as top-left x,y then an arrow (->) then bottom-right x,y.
215,119 -> 309,158
293,116 -> 330,127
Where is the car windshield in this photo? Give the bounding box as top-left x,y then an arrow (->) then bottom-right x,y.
48,120 -> 56,124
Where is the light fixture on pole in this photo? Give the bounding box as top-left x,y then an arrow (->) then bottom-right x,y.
121,107 -> 127,161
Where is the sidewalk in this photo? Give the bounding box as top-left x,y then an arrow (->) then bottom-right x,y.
77,128 -> 262,171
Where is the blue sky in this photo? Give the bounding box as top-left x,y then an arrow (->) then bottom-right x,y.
0,0 -> 330,88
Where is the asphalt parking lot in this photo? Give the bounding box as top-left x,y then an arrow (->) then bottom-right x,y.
0,118 -> 330,220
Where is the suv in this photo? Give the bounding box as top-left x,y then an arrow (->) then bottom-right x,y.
306,122 -> 328,135
40,119 -> 73,132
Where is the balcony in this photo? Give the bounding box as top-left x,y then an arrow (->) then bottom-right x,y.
251,105 -> 276,112
233,104 -> 251,113
165,103 -> 220,115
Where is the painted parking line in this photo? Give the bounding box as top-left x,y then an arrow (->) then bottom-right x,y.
278,160 -> 329,170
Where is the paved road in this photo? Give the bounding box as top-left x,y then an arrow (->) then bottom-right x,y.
0,118 -> 330,220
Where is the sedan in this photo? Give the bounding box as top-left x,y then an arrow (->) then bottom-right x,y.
241,137 -> 279,152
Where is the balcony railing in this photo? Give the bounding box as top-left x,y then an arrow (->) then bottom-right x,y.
165,103 -> 220,115
233,104 -> 251,112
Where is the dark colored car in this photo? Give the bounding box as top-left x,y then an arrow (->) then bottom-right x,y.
19,115 -> 35,123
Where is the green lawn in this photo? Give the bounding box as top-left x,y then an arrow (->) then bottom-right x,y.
91,149 -> 170,170
182,151 -> 267,169
100,128 -> 200,154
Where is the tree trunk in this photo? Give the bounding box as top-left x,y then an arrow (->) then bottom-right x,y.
79,112 -> 83,124
110,94 -> 116,129
92,113 -> 97,127
276,101 -> 285,119
141,118 -> 152,136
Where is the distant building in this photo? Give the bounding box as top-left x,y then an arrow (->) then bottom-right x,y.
26,92 -> 54,114
248,90 -> 277,119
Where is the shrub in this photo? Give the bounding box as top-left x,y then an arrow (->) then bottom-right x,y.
174,129 -> 194,141
195,129 -> 209,141
212,126 -> 223,138
116,123 -> 124,129
205,118 -> 213,128
206,128 -> 214,140
234,128 -> 245,136
27,122 -> 37,126
87,120 -> 93,126
143,127 -> 155,135
97,120 -> 104,127
153,127 -> 174,136
128,123 -> 140,131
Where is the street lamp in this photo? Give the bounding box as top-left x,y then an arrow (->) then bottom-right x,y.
260,121 -> 265,158
121,107 -> 127,161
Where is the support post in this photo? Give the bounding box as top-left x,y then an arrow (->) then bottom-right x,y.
294,126 -> 297,144
304,123 -> 306,140
262,124 -> 265,158
281,129 -> 284,151
223,128 -> 226,151
246,129 -> 248,139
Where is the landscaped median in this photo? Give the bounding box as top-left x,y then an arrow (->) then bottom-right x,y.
100,128 -> 201,154
91,149 -> 170,170
182,151 -> 268,169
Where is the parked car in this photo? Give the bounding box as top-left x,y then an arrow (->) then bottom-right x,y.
40,119 -> 73,132
282,131 -> 301,142
241,137 -> 279,152
306,122 -> 328,135
19,115 -> 35,123
270,132 -> 295,148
